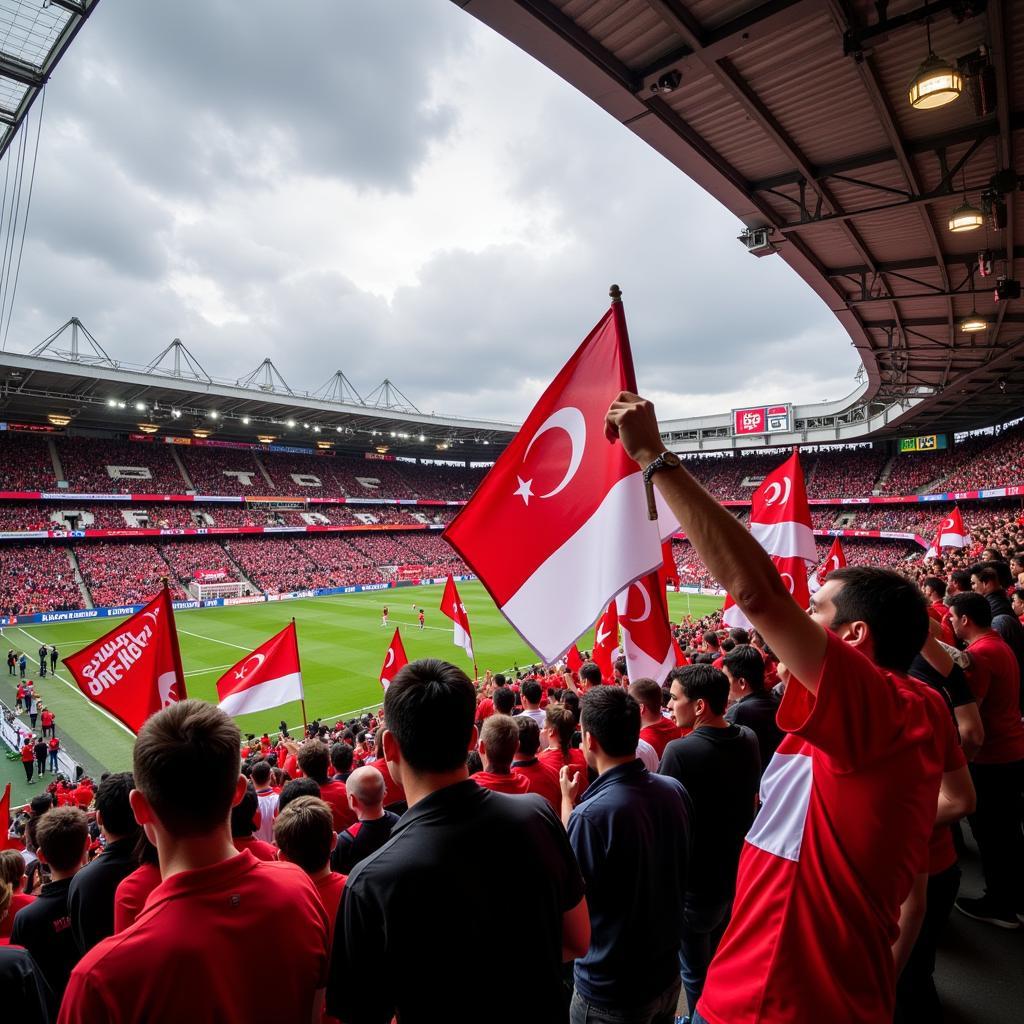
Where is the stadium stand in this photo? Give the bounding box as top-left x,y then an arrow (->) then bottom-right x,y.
56,437 -> 187,494
0,542 -> 81,614
74,542 -> 187,607
0,432 -> 55,491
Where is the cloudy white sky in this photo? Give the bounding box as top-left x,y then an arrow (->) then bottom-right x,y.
2,0 -> 861,423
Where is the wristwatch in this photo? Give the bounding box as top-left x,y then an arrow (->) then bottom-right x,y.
642,450 -> 682,485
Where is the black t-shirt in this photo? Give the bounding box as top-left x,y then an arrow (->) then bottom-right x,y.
725,691 -> 783,774
908,655 -> 974,709
331,811 -> 401,875
9,877 -> 80,998
0,946 -> 56,1024
68,836 -> 139,953
659,724 -> 761,907
326,779 -> 584,1024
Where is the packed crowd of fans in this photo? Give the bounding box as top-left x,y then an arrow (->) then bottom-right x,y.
158,541 -> 243,589
0,545 -> 81,616
73,543 -> 187,607
0,433 -> 55,493
55,438 -> 186,495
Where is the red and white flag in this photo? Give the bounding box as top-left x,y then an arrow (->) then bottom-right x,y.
924,506 -> 968,559
443,299 -> 672,663
565,644 -> 584,673
216,622 -> 303,718
64,588 -> 187,734
380,628 -> 408,691
723,451 -> 816,629
616,571 -> 675,684
441,575 -> 473,661
591,600 -> 619,680
808,536 -> 847,594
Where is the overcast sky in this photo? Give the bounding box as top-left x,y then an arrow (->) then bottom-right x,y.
2,0 -> 860,423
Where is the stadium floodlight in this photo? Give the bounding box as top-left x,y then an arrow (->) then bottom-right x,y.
418,434 -> 425,442
949,200 -> 984,232
171,408 -> 182,418
117,401 -> 126,409
436,442 -> 449,451
959,311 -> 987,332
209,410 -> 219,419
241,416 -> 250,425
313,425 -> 321,433
336,426 -> 342,433
48,413 -> 72,427
286,419 -> 296,428
107,398 -> 117,407
135,401 -> 146,412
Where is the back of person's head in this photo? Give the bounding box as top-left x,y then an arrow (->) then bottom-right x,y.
493,686 -> 515,715
613,656 -> 627,677
950,569 -> 972,593
515,715 -> 541,757
825,567 -> 929,672
581,687 -> 640,758
545,704 -> 576,754
230,784 -> 260,839
728,627 -> 750,646
702,630 -> 720,649
720,638 -> 736,653
922,576 -> 946,599
278,777 -> 321,812
676,664 -> 730,716
297,741 -> 330,784
384,659 -> 476,773
480,714 -> 518,772
347,765 -> 385,809
971,564 -> 1000,588
273,796 -> 334,874
722,645 -> 766,693
35,806 -> 89,872
0,849 -> 26,888
133,700 -> 241,837
522,679 -> 542,706
948,591 -> 993,628
493,673 -> 506,688
94,772 -> 138,840
628,678 -> 663,717
29,794 -> 54,817
330,742 -> 354,776
250,759 -> 271,787
579,662 -> 602,687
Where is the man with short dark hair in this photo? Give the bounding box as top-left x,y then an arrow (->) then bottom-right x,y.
511,716 -> 561,812
947,569 -> 972,596
299,740 -> 356,832
562,687 -> 691,1024
521,679 -> 546,728
947,593 -> 1024,928
659,665 -> 760,1010
475,715 -> 530,794
971,564 -> 1024,702
331,766 -> 399,875
59,700 -> 329,1024
11,805 -> 89,999
492,685 -> 516,716
722,645 -> 783,774
330,741 -> 355,782
249,759 -> 278,843
922,576 -> 955,644
68,772 -> 140,953
605,394 -> 949,1024
578,661 -> 603,692
629,677 -> 680,759
326,658 -> 589,1024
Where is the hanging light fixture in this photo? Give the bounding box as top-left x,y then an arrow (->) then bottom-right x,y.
257,434 -> 276,445
47,413 -> 71,427
137,422 -> 160,434
960,267 -> 987,332
949,167 -> 983,232
908,9 -> 962,109
192,427 -> 212,439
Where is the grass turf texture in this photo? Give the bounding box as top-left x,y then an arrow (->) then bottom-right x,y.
1,583 -> 722,782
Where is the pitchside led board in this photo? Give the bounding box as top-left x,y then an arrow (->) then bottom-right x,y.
732,403 -> 793,437
898,434 -> 949,453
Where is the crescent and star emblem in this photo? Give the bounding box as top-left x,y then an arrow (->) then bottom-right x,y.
763,477 -> 792,508
780,572 -> 795,594
383,648 -> 395,670
828,555 -> 841,571
514,407 -> 586,506
623,582 -> 652,624
595,623 -> 611,646
235,652 -> 266,682
942,517 -> 955,531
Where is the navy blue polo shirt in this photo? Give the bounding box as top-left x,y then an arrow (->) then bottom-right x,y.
567,759 -> 692,1008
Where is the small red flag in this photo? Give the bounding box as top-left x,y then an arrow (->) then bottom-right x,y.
566,644 -> 584,673
591,601 -> 619,680
810,537 -> 847,593
617,571 -> 676,684
440,575 -> 474,661
380,628 -> 408,691
216,622 -> 303,718
659,539 -> 679,591
64,589 -> 186,734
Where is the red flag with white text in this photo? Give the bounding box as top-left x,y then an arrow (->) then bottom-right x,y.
64,589 -> 186,734
441,575 -> 474,661
216,622 -> 303,718
380,628 -> 408,691
591,601 -> 619,680
617,571 -> 675,684
443,301 -> 671,663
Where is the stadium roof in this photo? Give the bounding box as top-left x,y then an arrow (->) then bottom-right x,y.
0,0 -> 99,162
0,320 -> 516,460
455,0 -> 1024,437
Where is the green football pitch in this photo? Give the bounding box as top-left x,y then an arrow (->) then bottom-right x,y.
1,583 -> 721,797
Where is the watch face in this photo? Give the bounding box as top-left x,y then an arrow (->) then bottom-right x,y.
664,452 -> 681,467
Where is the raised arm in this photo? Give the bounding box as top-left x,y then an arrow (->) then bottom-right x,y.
606,393 -> 827,692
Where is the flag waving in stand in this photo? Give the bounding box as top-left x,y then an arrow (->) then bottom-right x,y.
617,570 -> 676,684
443,288 -> 673,664
64,586 -> 187,734
216,621 -> 305,724
808,537 -> 847,594
591,601 -> 619,681
441,575 -> 475,671
723,451 -> 816,629
923,506 -> 968,559
380,628 -> 408,691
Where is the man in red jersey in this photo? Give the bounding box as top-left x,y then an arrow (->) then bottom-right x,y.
630,677 -> 681,758
274,796 -> 346,945
511,717 -> 561,812
922,576 -> 956,645
606,393 -> 945,1024
947,593 -> 1024,928
298,741 -> 356,831
473,715 -> 530,794
59,700 -> 328,1024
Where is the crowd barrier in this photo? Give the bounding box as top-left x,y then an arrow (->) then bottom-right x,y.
0,576 -> 477,627
0,698 -> 83,792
